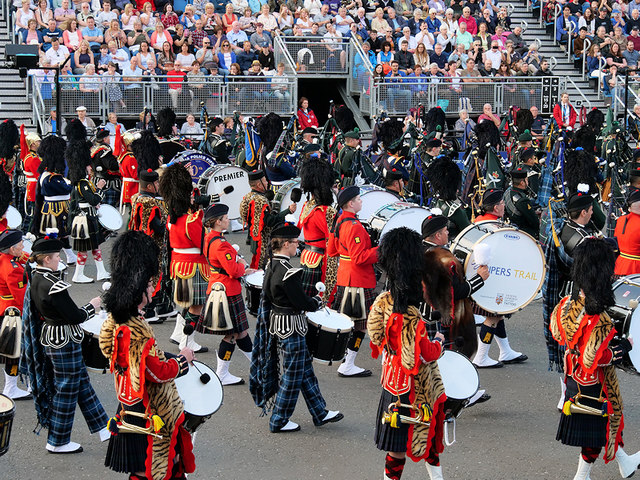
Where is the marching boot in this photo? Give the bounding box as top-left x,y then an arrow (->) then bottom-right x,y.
2,372 -> 31,400
170,313 -> 187,345
95,260 -> 110,281
616,447 -> 640,478
494,336 -> 528,364
471,335 -> 503,368
216,359 -> 244,386
337,349 -> 372,377
63,248 -> 77,265
573,455 -> 593,480
425,463 -> 444,480
72,263 -> 94,284
46,441 -> 83,454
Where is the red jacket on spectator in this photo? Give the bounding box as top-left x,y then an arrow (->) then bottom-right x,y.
297,108 -> 319,129
553,102 -> 577,128
167,68 -> 187,89
459,15 -> 477,35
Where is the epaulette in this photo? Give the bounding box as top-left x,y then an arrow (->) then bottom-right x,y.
48,277 -> 71,295
281,260 -> 302,281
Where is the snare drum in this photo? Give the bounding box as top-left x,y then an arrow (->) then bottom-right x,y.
608,275 -> 640,375
5,206 -> 21,229
0,394 -> 15,457
244,270 -> 264,316
437,350 -> 479,419
80,313 -> 109,373
97,204 -> 124,232
357,185 -> 400,225
369,202 -> 432,245
173,150 -> 217,184
306,308 -> 354,364
198,165 -> 250,220
450,222 -> 545,315
174,360 -> 223,433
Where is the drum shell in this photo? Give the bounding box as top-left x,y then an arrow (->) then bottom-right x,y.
305,313 -> 353,364
173,150 -> 216,184
357,186 -> 401,226
182,412 -> 212,434
610,275 -> 640,375
369,202 -> 431,244
82,331 -> 109,373
197,165 -> 249,220
0,394 -> 16,457
245,284 -> 262,317
97,204 -> 124,231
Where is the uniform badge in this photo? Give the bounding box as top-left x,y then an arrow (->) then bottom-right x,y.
225,253 -> 232,261
355,237 -> 361,244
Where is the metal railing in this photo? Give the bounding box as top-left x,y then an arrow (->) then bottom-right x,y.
30,74 -> 297,124
581,37 -> 592,79
348,38 -> 374,97
31,73 -> 47,133
566,21 -> 575,62
565,76 -> 591,109
614,78 -> 640,118
273,35 -> 298,76
274,35 -> 351,77
553,3 -> 561,45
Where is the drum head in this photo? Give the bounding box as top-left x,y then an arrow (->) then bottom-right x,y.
6,206 -> 21,229
245,270 -> 264,288
373,202 -> 431,241
274,179 -> 303,236
98,204 -> 123,231
612,275 -> 640,309
174,150 -> 216,184
201,166 -> 250,220
358,188 -> 401,225
627,308 -> 640,372
437,350 -> 479,400
174,361 -> 223,417
306,308 -> 354,332
464,228 -> 545,315
80,313 -> 106,335
450,221 -> 503,258
0,394 -> 14,414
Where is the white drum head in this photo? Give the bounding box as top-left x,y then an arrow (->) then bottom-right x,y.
22,238 -> 33,255
174,361 -> 223,416
80,313 -> 106,335
358,188 -> 399,225
465,228 -> 545,315
6,205 -> 21,229
378,203 -> 431,240
98,204 -> 123,231
245,270 -> 264,288
0,393 -> 14,413
307,308 -> 353,332
437,350 -> 479,400
275,180 -> 304,239
203,166 -> 250,220
627,308 -> 640,371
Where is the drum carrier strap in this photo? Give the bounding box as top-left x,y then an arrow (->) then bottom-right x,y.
204,235 -> 230,276
332,216 -> 358,252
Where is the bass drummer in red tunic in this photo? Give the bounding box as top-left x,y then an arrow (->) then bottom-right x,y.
615,189 -> 640,276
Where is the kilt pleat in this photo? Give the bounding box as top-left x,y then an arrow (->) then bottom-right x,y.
375,389 -> 410,453
556,377 -> 608,448
197,293 -> 249,335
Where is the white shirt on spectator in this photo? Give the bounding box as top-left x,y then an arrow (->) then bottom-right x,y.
304,0 -> 323,17
486,49 -> 502,69
96,10 -> 117,27
111,48 -> 130,70
45,44 -> 70,66
122,65 -> 143,89
416,31 -> 435,50
177,52 -> 195,68
180,121 -> 204,139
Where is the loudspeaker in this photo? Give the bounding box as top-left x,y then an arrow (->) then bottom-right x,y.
5,44 -> 39,69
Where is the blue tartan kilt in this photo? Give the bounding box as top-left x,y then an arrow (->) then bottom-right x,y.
375,389 -> 410,453
556,376 -> 608,448
198,293 -> 249,335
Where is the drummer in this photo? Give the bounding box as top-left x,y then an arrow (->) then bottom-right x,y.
201,203 -> 256,386
100,230 -> 195,480
382,168 -> 408,201
0,229 -> 31,400
471,189 -> 528,368
91,128 -> 121,208
22,132 -> 41,232
615,188 -> 640,276
328,185 -> 376,378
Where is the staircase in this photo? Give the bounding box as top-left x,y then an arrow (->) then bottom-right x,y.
0,11 -> 36,129
509,0 -> 607,111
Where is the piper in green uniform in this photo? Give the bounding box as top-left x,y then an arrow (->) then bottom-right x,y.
504,166 -> 540,239
334,130 -> 361,188
408,138 -> 442,200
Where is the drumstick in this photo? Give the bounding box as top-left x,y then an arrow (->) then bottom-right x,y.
190,362 -> 211,384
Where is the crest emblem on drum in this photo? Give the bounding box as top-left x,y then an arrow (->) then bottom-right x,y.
495,294 -> 504,305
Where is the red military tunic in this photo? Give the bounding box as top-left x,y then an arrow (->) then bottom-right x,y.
23,152 -> 42,202
203,230 -> 246,296
0,217 -> 7,232
0,253 -> 26,313
328,211 -> 378,288
118,151 -> 139,205
168,210 -> 210,281
299,204 -> 332,273
615,212 -> 640,276
475,212 -> 501,223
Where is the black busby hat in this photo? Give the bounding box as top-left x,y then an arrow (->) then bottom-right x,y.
426,156 -> 461,201
511,165 -> 529,180
337,185 -> 359,207
139,168 -> 159,183
565,148 -> 598,195
0,229 -> 22,250
571,238 -> 616,315
156,107 -> 176,138
301,127 -> 318,135
204,203 -> 229,222
628,187 -> 640,205
32,229 -> 64,254
421,212 -> 448,238
95,128 -> 110,141
104,231 -> 160,324
65,118 -> 87,142
248,169 -> 265,181
299,157 -> 334,206
0,172 -> 11,217
377,119 -> 404,153
271,222 -> 300,239
567,184 -> 593,212
482,188 -> 504,207
158,163 -> 193,223
131,130 -> 161,172
37,134 -> 67,175
65,121 -> 93,184
426,138 -> 442,149
0,119 -> 19,162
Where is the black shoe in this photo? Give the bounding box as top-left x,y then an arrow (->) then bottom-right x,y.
314,411 -> 344,427
502,354 -> 528,364
272,420 -> 301,433
194,346 -> 208,353
475,392 -> 491,404
169,339 -> 179,345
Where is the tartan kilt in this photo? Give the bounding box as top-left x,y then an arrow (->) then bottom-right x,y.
197,293 -> 249,335
99,187 -> 120,208
172,265 -> 209,308
72,214 -> 104,252
556,377 -> 608,448
375,389 -> 410,453
331,286 -> 377,330
301,264 -> 323,298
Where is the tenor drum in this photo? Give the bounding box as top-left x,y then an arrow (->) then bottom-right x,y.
173,150 -> 217,184
357,185 -> 400,225
174,360 -> 223,433
437,350 -> 479,419
97,204 -> 123,232
273,179 -> 304,239
306,308 -> 354,364
197,165 -> 249,220
450,222 -> 545,315
5,206 -> 21,229
369,202 -> 432,244
243,270 -> 264,316
608,275 -> 640,375
0,394 -> 15,457
159,138 -> 186,164
80,314 -> 109,373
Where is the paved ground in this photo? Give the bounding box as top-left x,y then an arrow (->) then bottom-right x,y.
3,231 -> 640,480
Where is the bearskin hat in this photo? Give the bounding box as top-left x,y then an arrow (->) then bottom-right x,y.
334,105 -> 357,133
422,106 -> 446,135
586,108 -> 605,134
427,156 -> 461,201
0,120 -> 19,161
474,121 -> 501,155
515,108 -> 533,135
378,227 -> 424,312
571,126 -> 597,154
131,130 -> 161,172
156,107 -> 176,138
571,238 -> 615,315
158,163 -> 193,223
0,171 -> 11,216
377,119 -> 404,153
37,135 -> 67,174
65,118 -> 87,143
256,113 -> 283,153
564,148 -> 598,194
65,120 -> 92,184
299,157 -> 334,206
104,231 -> 160,324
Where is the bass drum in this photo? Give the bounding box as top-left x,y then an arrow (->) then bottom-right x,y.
357,185 -> 400,225
159,137 -> 186,164
451,221 -> 545,315
609,274 -> 640,375
173,150 -> 217,184
369,202 -> 431,245
197,165 -> 250,221
80,314 -> 109,373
